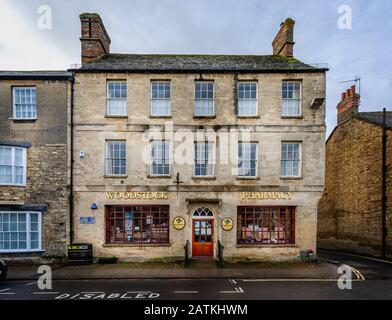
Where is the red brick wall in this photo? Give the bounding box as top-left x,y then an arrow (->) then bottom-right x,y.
318,118 -> 392,258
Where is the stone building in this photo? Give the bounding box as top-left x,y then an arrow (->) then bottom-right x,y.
0,71 -> 72,263
71,13 -> 327,262
318,86 -> 392,259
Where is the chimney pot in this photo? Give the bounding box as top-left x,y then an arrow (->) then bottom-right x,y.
337,85 -> 360,125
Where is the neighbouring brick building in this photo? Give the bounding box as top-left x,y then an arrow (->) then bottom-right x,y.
70,13 -> 327,262
318,85 -> 392,259
0,71 -> 72,263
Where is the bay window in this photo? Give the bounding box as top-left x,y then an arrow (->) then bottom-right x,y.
0,212 -> 42,252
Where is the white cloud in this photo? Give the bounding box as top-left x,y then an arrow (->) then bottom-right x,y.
0,0 -> 72,70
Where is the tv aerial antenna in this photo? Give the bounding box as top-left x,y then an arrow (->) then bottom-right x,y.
340,76 -> 361,96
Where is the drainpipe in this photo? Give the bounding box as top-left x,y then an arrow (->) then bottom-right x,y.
69,72 -> 75,244
381,108 -> 387,259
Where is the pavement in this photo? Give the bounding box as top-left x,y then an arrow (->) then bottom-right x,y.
4,259 -> 339,281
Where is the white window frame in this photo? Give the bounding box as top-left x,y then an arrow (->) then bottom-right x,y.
237,142 -> 258,178
0,146 -> 27,186
282,81 -> 302,116
280,142 -> 302,178
0,211 -> 42,253
193,141 -> 215,177
106,80 -> 127,116
237,82 -> 258,117
149,140 -> 171,176
194,81 -> 214,117
12,87 -> 37,120
151,81 -> 171,117
105,140 -> 127,176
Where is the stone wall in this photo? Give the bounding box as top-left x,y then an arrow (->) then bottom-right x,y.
318,118 -> 392,258
0,79 -> 69,262
73,71 -> 326,261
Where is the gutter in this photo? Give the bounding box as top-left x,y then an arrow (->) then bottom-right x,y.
69,72 -> 75,244
381,108 -> 387,259
69,68 -> 329,74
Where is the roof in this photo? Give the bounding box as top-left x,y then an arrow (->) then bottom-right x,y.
74,53 -> 328,73
356,112 -> 392,129
327,111 -> 392,143
0,70 -> 72,80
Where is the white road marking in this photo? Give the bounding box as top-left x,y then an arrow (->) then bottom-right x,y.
81,292 -> 105,294
174,291 -> 198,294
220,287 -> 244,293
319,257 -> 366,281
228,279 -> 237,284
0,288 -> 15,295
33,292 -> 59,295
320,250 -> 392,265
26,281 -> 37,286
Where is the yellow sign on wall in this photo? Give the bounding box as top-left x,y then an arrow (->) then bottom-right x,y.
173,216 -> 186,230
105,192 -> 168,200
221,217 -> 234,231
241,192 -> 293,200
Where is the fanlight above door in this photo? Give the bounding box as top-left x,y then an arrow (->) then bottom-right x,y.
192,207 -> 214,217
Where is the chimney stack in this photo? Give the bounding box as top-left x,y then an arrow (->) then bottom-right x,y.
337,85 -> 360,125
79,13 -> 111,65
272,18 -> 295,57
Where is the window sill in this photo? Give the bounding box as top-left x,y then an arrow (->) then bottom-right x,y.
9,118 -> 37,122
104,175 -> 128,178
235,176 -> 260,180
147,174 -> 172,179
105,115 -> 128,118
0,250 -> 45,254
235,244 -> 298,248
281,116 -> 303,119
150,115 -> 172,118
237,115 -> 260,119
280,176 -> 302,180
193,115 -> 216,119
0,184 -> 26,187
103,243 -> 171,248
191,176 -> 216,180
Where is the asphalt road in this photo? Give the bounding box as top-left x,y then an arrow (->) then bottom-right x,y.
0,250 -> 391,300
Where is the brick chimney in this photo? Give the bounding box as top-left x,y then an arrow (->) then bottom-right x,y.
272,18 -> 295,57
79,13 -> 111,65
337,85 -> 360,125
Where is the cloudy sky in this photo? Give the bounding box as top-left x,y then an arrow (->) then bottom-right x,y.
0,0 -> 391,135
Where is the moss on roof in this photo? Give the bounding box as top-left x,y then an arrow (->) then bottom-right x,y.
77,53 -> 325,73
79,13 -> 102,19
